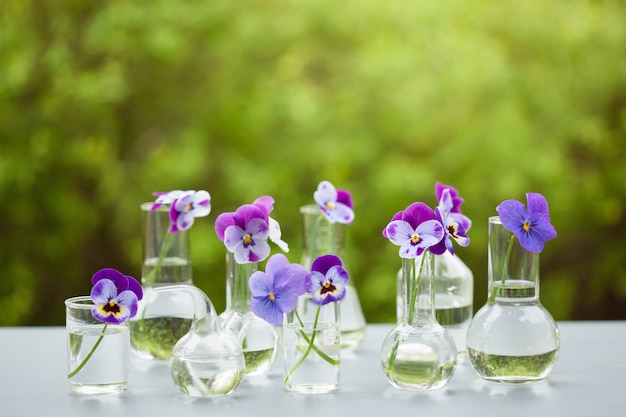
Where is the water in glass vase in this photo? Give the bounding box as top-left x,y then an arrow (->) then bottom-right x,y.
68,325 -> 130,395
383,342 -> 456,390
170,354 -> 245,397
130,317 -> 192,360
143,257 -> 192,284
435,295 -> 472,361
284,323 -> 340,394
339,286 -> 366,349
467,348 -> 558,383
243,347 -> 276,374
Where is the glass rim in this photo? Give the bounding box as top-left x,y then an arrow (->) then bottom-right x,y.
64,295 -> 94,309
141,202 -> 169,212
488,215 -> 502,224
299,204 -> 322,214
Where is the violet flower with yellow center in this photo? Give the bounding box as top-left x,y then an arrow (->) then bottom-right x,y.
67,268 -> 143,379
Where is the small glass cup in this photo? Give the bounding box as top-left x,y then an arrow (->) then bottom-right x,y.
283,300 -> 340,394
65,296 -> 131,395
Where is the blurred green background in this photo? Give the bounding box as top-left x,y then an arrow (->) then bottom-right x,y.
2,0 -> 625,326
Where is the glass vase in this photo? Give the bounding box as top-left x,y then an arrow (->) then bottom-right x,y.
66,296 -> 130,395
221,251 -> 279,376
396,251 -> 473,361
283,297 -> 340,394
381,253 -> 457,391
299,204 -> 366,351
129,202 -> 195,360
466,216 -> 559,383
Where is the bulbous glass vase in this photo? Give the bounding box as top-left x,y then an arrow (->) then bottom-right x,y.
382,253 -> 457,391
396,251 -> 473,362
466,216 -> 559,383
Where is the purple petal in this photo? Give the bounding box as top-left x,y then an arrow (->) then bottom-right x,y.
176,210 -> 195,231
435,182 -> 464,213
245,240 -> 271,263
190,190 -> 211,217
526,192 -> 551,222
247,217 -> 269,240
402,202 -> 437,229
91,268 -> 127,290
313,181 -> 337,212
385,220 -> 415,246
415,219 -> 445,245
233,204 -> 268,228
251,296 -> 284,326
117,290 -> 139,318
214,212 -> 236,241
125,275 -> 143,301
253,196 -> 275,217
310,254 -> 342,275
328,202 -> 355,224
91,279 -> 118,304
382,211 -> 403,238
248,270 -> 273,297
224,225 -> 246,252
336,189 -> 354,210
496,199 -> 527,232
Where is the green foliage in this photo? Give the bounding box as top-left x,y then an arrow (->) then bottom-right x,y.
1,0 -> 625,325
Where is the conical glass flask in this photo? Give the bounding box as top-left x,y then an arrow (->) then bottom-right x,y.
466,216 -> 559,383
382,253 -> 457,391
300,204 -> 366,350
155,285 -> 245,397
130,203 -> 195,360
396,251 -> 473,361
221,251 -> 280,376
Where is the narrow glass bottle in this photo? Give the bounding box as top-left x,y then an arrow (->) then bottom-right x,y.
466,216 -> 559,383
221,251 -> 279,376
300,204 -> 366,351
396,251 -> 473,361
130,203 -> 195,360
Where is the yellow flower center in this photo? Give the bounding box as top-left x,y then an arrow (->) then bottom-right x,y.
243,234 -> 252,245
326,202 -> 335,210
411,234 -> 421,244
269,293 -> 275,301
523,221 -> 531,232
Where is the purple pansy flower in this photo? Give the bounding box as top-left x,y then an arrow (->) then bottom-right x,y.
384,202 -> 445,258
221,204 -> 271,263
496,192 -> 557,253
430,188 -> 471,255
249,254 -> 308,325
314,180 -> 355,224
215,196 -> 288,254
168,190 -> 211,233
306,254 -> 349,305
91,268 -> 143,324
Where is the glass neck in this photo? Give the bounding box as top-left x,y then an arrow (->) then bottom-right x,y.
299,204 -> 345,268
402,253 -> 436,326
226,251 -> 259,314
488,216 -> 540,302
141,203 -> 191,286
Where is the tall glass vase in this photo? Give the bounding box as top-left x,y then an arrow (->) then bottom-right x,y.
466,216 -> 559,383
130,203 -> 195,360
382,252 -> 457,391
221,251 -> 279,376
299,204 -> 366,350
396,251 -> 473,361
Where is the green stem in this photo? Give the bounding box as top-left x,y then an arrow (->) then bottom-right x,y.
67,324 -> 108,379
285,306 -> 339,384
293,309 -> 339,367
488,235 -> 517,303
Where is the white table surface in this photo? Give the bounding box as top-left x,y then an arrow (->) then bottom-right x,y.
1,322 -> 624,417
